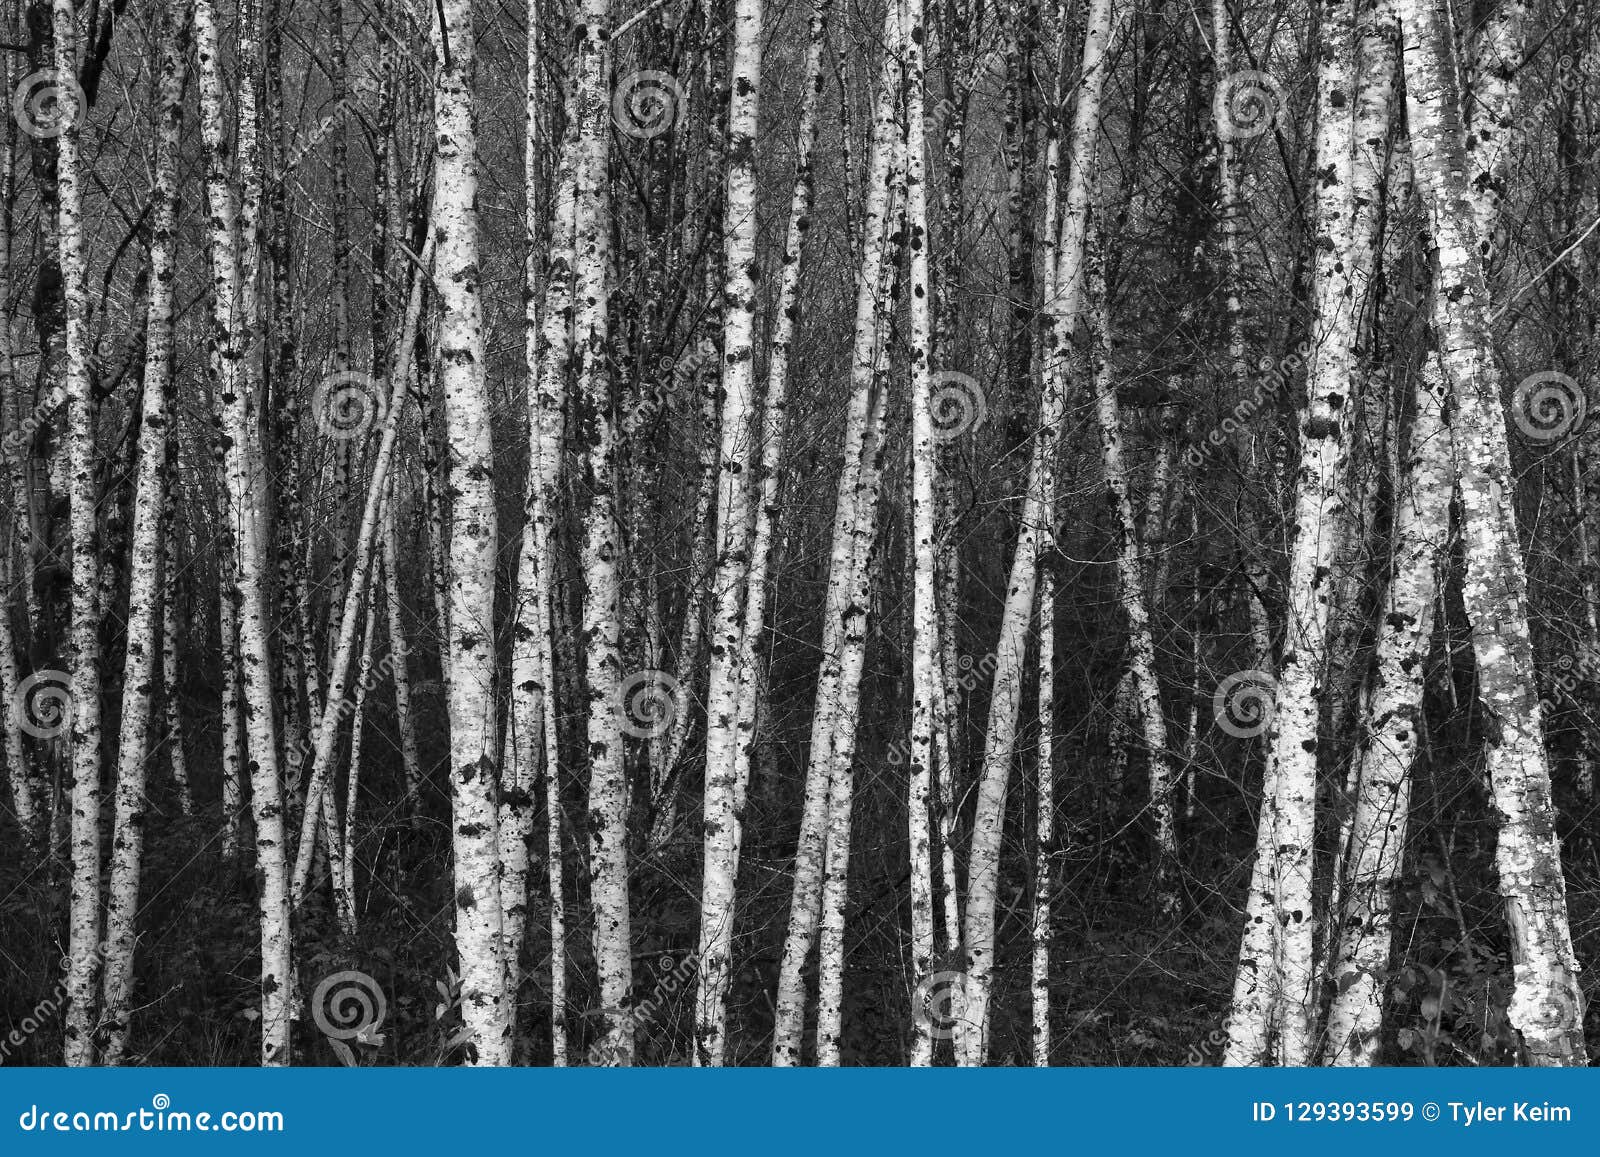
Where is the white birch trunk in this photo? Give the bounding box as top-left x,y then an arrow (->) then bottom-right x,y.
961,0 -> 1120,1065
98,0 -> 186,1062
1322,353 -> 1450,1065
195,0 -> 292,1065
904,0 -> 940,1066
569,0 -> 631,1065
1397,0 -> 1588,1064
55,0 -> 104,1067
770,3 -> 903,1064
431,0 -> 510,1065
693,0 -> 766,1065
1031,571 -> 1055,1066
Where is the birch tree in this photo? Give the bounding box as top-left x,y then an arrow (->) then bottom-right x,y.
1396,0 -> 1588,1065
431,0 -> 511,1065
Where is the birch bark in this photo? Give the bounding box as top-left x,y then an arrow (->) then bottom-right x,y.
961,0 -> 1120,1065
195,0 -> 293,1064
770,1 -> 904,1063
693,0 -> 766,1065
55,0 -> 104,1067
569,0 -> 632,1065
1397,0 -> 1589,1064
1323,353 -> 1450,1065
99,0 -> 187,1063
431,0 -> 510,1064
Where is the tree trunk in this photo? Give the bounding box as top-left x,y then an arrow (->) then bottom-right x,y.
1396,0 -> 1589,1065
431,0 -> 510,1064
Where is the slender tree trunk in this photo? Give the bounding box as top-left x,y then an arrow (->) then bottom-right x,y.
1087,249 -> 1176,913
1224,0 -> 1361,1067
430,0 -> 510,1066
904,0 -> 941,1067
195,0 -> 292,1066
962,0 -> 1120,1065
770,0 -> 904,1065
55,0 -> 104,1067
1323,353 -> 1450,1065
693,0 -> 766,1066
98,0 -> 187,1063
1031,570 -> 1055,1066
570,0 -> 631,1066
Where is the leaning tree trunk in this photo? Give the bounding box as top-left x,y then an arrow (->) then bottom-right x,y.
1086,245 -> 1176,915
1323,352 -> 1450,1065
1395,0 -> 1589,1065
770,0 -> 904,1065
1225,0 -> 1360,1067
961,0 -> 1119,1065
